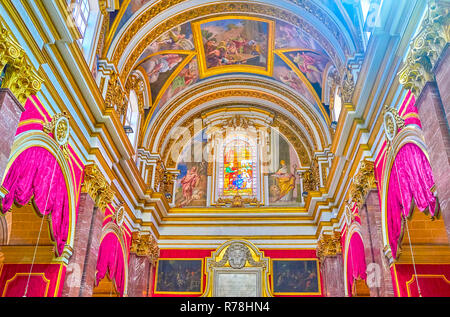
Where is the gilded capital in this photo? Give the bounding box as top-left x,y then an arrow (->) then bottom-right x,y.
130,231 -> 160,264
398,0 -> 450,96
0,24 -> 43,105
316,232 -> 342,261
81,164 -> 115,212
348,160 -> 377,208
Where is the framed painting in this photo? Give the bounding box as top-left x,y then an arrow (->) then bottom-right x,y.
271,259 -> 321,295
154,259 -> 204,294
192,16 -> 275,78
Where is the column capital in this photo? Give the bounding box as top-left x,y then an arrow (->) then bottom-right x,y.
0,23 -> 44,105
130,231 -> 160,264
348,160 -> 377,209
81,164 -> 115,212
398,0 -> 450,96
316,232 -> 342,262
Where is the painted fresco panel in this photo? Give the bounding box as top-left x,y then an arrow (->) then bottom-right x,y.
275,21 -> 326,54
155,259 -> 203,293
272,260 -> 320,294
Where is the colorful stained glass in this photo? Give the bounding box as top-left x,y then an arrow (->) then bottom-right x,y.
223,141 -> 254,196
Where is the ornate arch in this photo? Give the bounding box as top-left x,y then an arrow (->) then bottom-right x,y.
2,130 -> 77,263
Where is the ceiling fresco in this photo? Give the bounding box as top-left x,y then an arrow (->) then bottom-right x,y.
129,15 -> 335,127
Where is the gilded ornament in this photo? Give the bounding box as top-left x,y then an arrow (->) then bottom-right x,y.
43,112 -> 71,147
348,160 -> 377,209
81,164 -> 115,212
398,0 -> 450,96
130,231 -> 160,264
382,104 -> 405,143
316,232 -> 342,262
210,242 -> 265,269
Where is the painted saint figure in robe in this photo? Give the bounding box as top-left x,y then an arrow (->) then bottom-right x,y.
271,160 -> 295,202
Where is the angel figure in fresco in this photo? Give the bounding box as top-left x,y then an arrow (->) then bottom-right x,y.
272,160 -> 295,202
179,166 -> 201,206
167,26 -> 195,50
145,54 -> 183,83
290,52 -> 322,84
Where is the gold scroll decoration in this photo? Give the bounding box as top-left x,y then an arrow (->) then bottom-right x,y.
316,231 -> 342,262
81,164 -> 115,212
130,231 -> 160,265
348,160 -> 377,209
398,0 -> 450,96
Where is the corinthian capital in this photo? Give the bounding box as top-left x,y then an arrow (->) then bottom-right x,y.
316,232 -> 342,262
81,164 -> 115,212
0,24 -> 43,105
348,160 -> 377,209
130,231 -> 160,264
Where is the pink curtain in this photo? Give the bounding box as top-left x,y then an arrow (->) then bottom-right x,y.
387,143 -> 437,260
346,232 -> 367,294
0,147 -> 70,256
96,232 -> 126,297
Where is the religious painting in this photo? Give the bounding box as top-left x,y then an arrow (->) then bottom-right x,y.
268,133 -> 300,206
284,50 -> 330,98
275,21 -> 327,55
272,260 -> 320,295
149,57 -> 199,124
155,259 -> 203,294
223,143 -> 254,196
138,22 -> 195,62
113,0 -> 151,39
174,131 -> 208,207
193,17 -> 274,77
139,53 -> 186,103
273,55 -> 318,107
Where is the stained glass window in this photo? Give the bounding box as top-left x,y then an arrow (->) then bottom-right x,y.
218,135 -> 257,197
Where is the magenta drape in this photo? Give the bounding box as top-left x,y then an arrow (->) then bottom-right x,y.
95,232 -> 126,296
346,232 -> 367,293
387,143 -> 437,259
0,147 -> 70,256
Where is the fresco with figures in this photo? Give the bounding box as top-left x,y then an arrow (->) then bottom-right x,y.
272,260 -> 320,294
174,132 -> 208,208
155,259 -> 203,294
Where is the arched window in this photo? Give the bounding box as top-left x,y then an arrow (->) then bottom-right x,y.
71,0 -> 90,38
124,90 -> 140,147
218,134 -> 258,197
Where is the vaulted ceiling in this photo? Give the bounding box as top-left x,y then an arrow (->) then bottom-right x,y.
102,0 -> 366,165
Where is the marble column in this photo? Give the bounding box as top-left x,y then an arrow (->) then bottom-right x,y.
127,253 -> 153,297
434,43 -> 450,125
78,203 -> 104,297
415,81 -> 450,239
0,89 -> 24,186
61,193 -> 96,296
320,254 -> 345,297
358,190 -> 395,297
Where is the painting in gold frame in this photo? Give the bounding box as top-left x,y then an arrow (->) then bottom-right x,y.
192,16 -> 275,78
271,259 -> 321,295
154,259 -> 204,294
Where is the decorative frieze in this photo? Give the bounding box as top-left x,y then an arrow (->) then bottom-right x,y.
0,24 -> 43,105
348,160 -> 377,209
81,164 -> 115,212
316,232 -> 342,262
398,0 -> 450,96
130,231 -> 159,264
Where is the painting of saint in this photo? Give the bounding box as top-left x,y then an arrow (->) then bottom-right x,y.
155,259 -> 203,293
174,133 -> 207,208
272,260 -> 320,294
268,133 -> 301,206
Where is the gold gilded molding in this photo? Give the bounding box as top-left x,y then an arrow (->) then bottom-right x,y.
105,71 -> 127,116
0,23 -> 43,105
81,164 -> 115,212
348,160 -> 376,209
398,0 -> 450,96
130,231 -> 160,264
316,231 -> 342,262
